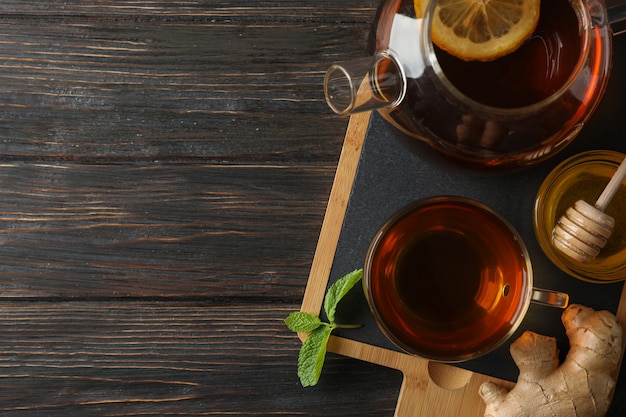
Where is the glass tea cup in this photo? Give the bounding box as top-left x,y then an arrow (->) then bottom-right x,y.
363,196 -> 569,362
324,0 -> 625,167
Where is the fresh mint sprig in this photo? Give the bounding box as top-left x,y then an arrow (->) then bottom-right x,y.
285,269 -> 363,387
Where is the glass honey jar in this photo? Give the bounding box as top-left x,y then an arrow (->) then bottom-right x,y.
534,150 -> 626,283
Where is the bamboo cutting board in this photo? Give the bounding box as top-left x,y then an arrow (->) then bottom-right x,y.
300,107 -> 626,416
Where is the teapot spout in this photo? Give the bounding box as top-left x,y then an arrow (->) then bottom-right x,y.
324,50 -> 406,116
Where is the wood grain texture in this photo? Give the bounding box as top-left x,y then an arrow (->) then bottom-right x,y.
0,162 -> 337,299
302,111 -> 371,316
0,302 -> 401,416
0,0 -> 375,295
0,0 -> 410,416
0,4 -> 374,162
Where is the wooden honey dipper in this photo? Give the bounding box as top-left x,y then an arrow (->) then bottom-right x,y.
552,155 -> 626,263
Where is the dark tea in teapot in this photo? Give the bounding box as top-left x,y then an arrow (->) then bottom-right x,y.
435,0 -> 580,108
325,0 -> 612,166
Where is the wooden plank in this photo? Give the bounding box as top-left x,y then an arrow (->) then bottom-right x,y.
0,1 -> 379,21
302,110 -> 371,315
0,2 -> 375,163
0,301 -> 402,417
0,163 -> 333,299
0,20 -> 360,162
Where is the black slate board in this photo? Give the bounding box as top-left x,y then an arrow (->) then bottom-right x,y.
325,32 -> 626,416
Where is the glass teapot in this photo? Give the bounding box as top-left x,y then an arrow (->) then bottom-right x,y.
324,0 -> 626,168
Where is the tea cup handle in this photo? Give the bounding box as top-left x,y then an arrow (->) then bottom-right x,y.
531,287 -> 569,308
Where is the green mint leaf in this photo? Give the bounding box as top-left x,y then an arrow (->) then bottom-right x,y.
287,269 -> 363,387
297,325 -> 333,387
323,269 -> 363,323
284,311 -> 323,333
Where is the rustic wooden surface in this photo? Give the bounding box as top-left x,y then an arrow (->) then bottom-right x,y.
0,1 -> 405,416
0,2 -> 623,417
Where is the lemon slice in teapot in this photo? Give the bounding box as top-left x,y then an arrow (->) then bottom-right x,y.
414,0 -> 541,62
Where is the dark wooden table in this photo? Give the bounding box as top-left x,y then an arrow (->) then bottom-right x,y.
0,2 -> 623,417
0,1 -> 405,416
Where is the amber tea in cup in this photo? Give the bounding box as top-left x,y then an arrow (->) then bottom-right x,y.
363,196 -> 568,362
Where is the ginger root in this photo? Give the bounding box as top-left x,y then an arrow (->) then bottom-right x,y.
479,304 -> 623,417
